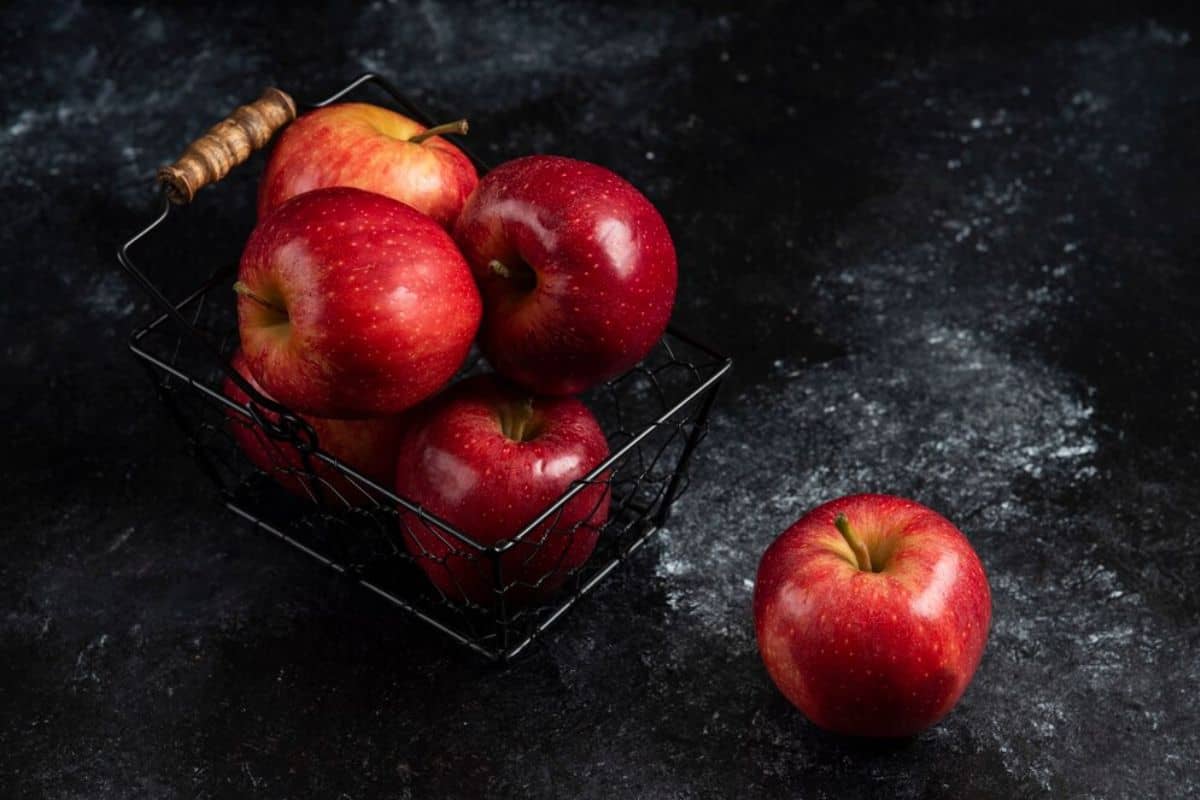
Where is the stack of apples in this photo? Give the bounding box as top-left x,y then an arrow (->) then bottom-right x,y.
222,102 -> 677,608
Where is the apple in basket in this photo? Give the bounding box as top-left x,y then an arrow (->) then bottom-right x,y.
222,348 -> 406,506
394,374 -> 611,607
454,155 -> 678,395
257,103 -> 478,230
235,186 -> 481,418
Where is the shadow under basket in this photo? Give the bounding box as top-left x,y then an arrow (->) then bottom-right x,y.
118,73 -> 731,662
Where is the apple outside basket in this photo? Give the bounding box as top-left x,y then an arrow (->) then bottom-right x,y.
117,73 -> 731,662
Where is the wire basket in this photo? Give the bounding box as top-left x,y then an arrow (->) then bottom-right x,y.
117,73 -> 731,661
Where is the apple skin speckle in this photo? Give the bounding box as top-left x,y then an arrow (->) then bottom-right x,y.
454,155 -> 677,395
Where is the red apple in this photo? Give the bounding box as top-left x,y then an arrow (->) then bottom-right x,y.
257,102 -> 478,230
221,349 -> 405,505
453,155 -> 677,395
754,494 -> 991,737
394,374 -> 611,607
236,187 -> 481,418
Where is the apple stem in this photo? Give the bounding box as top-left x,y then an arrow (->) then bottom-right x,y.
510,398 -> 535,441
497,398 -> 539,442
834,513 -> 873,572
233,281 -> 287,317
488,258 -> 538,291
408,119 -> 469,144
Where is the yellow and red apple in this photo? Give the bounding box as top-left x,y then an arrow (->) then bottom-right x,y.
258,102 -> 478,230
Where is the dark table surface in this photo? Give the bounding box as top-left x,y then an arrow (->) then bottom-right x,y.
4,2 -> 1200,797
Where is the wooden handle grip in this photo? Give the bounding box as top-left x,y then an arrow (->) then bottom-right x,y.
157,87 -> 297,204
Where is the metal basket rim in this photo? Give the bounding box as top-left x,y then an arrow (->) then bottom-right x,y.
126,270 -> 731,554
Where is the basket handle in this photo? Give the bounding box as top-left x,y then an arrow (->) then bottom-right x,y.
156,87 -> 297,204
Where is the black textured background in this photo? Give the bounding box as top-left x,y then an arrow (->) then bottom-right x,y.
3,2 -> 1200,797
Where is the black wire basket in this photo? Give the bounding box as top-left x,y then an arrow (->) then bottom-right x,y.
117,73 -> 731,661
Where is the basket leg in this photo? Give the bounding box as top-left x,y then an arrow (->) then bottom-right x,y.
654,377 -> 724,527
